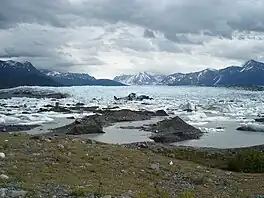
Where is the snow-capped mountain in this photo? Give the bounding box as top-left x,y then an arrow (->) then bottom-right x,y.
40,69 -> 124,86
40,69 -> 96,86
0,60 -> 124,89
164,59 -> 264,86
115,59 -> 264,86
0,60 -> 59,89
163,68 -> 219,86
113,72 -> 165,85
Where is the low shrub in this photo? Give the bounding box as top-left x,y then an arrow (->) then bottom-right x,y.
227,149 -> 264,173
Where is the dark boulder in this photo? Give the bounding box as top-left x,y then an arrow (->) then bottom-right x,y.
114,93 -> 153,101
52,109 -> 155,135
136,95 -> 153,101
76,102 -> 85,106
154,110 -> 168,116
66,117 -> 104,135
44,104 -> 54,108
149,116 -> 203,143
38,105 -> 72,113
69,106 -> 99,112
255,118 -> 264,122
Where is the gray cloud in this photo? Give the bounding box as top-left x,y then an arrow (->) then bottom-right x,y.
1,0 -> 264,78
144,29 -> 155,38
2,0 -> 264,40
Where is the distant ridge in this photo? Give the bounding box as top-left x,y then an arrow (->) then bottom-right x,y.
0,60 -> 125,89
114,59 -> 264,86
0,60 -> 60,89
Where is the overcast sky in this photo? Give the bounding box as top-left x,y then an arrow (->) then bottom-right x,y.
1,0 -> 264,78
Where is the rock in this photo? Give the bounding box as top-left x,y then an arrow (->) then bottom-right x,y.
44,104 -> 54,108
0,152 -> 5,159
21,112 -> 30,114
255,118 -> 264,122
136,95 -> 153,101
57,144 -> 65,149
53,109 -> 157,135
149,116 -> 203,143
67,118 -> 104,135
9,190 -> 27,197
44,139 -> 52,143
154,110 -> 168,116
69,106 -> 99,112
76,102 -> 85,106
150,164 -> 160,171
0,174 -> 9,180
119,126 -> 143,130
38,104 -> 72,113
0,188 -> 6,197
102,106 -> 119,110
114,93 -> 153,101
169,161 -> 173,166
66,116 -> 75,120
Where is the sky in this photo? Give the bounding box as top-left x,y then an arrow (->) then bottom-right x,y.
1,0 -> 264,78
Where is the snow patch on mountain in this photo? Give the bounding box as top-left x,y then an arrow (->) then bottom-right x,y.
114,72 -> 165,85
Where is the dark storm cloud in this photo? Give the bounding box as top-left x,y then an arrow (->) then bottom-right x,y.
1,0 -> 264,77
144,30 -> 155,38
2,0 -> 264,41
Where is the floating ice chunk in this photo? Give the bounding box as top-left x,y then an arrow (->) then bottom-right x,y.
237,123 -> 264,132
200,127 -> 225,133
179,102 -> 196,112
186,112 -> 207,121
187,121 -> 208,126
0,115 -> 21,124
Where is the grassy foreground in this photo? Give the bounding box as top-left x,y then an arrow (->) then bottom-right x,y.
0,133 -> 264,197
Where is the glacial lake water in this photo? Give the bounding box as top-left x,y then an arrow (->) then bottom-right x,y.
1,85 -> 264,148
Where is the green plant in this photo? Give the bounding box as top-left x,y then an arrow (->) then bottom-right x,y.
156,188 -> 170,198
227,149 -> 264,173
70,188 -> 86,196
179,190 -> 195,198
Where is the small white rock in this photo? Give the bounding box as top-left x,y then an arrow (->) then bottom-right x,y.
0,174 -> 9,180
169,160 -> 173,165
0,152 -> 5,159
45,139 -> 51,143
57,144 -> 65,149
4,140 -> 8,142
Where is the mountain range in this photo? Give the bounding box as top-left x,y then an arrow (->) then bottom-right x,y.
0,60 -> 124,89
114,59 -> 264,86
1,59 -> 264,89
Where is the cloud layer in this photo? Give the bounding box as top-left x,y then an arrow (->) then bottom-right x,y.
1,0 -> 264,78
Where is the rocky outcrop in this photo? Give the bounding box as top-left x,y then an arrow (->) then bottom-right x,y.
114,93 -> 153,101
148,116 -> 203,143
67,118 -> 104,135
52,109 -> 157,135
255,118 -> 264,122
154,110 -> 168,116
38,103 -> 72,113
